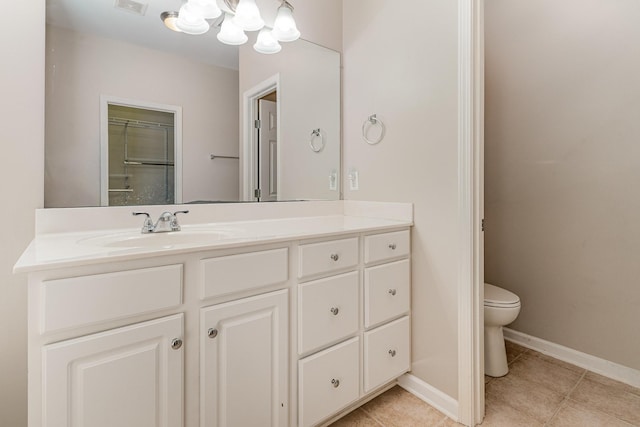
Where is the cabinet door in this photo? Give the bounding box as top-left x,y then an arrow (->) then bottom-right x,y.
43,314 -> 184,427
201,289 -> 288,427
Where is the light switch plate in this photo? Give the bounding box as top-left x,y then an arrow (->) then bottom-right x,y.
348,169 -> 359,190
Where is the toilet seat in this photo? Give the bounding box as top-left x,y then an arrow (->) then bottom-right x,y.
484,283 -> 520,308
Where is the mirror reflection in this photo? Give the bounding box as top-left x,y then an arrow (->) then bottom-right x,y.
44,0 -> 340,208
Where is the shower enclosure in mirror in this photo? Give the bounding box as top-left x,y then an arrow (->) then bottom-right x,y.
102,100 -> 181,206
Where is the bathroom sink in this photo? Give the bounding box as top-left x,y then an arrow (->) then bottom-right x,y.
79,229 -> 237,249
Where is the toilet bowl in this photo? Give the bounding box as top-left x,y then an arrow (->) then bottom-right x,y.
484,283 -> 521,377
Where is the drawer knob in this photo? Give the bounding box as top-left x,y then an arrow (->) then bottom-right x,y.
330,253 -> 340,262
389,243 -> 397,250
171,338 -> 183,350
388,289 -> 397,296
388,349 -> 397,357
330,307 -> 340,316
331,378 -> 340,388
208,328 -> 218,339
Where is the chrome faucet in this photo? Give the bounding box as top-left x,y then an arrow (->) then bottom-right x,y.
132,210 -> 189,234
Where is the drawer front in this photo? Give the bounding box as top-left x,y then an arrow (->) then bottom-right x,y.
201,248 -> 288,299
298,271 -> 359,355
298,337 -> 360,427
363,316 -> 410,393
41,265 -> 183,333
364,259 -> 410,328
298,237 -> 358,279
364,230 -> 410,264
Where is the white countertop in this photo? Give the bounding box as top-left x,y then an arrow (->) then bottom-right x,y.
14,215 -> 412,273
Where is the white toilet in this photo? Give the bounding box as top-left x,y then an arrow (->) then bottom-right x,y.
484,282 -> 521,377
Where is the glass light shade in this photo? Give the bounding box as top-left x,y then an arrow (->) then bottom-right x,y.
161,11 -> 182,32
253,28 -> 281,54
217,13 -> 248,45
271,4 -> 300,42
232,0 -> 265,32
190,0 -> 221,19
176,2 -> 210,35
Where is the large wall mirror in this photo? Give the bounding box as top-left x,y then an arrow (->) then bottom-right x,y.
45,0 -> 341,208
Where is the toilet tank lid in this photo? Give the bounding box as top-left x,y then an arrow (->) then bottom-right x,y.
484,283 -> 520,305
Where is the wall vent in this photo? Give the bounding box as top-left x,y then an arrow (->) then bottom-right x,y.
114,0 -> 148,16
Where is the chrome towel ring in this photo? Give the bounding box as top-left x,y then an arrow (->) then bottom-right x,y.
310,128 -> 325,153
362,114 -> 385,145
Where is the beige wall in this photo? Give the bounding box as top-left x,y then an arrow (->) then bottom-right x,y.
342,0 -> 460,398
45,25 -> 240,207
485,0 -> 640,370
0,1 -> 44,425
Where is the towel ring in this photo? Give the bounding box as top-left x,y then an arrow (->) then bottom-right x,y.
362,114 -> 385,145
310,128 -> 325,153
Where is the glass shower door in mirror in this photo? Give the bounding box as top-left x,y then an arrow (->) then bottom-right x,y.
100,98 -> 182,206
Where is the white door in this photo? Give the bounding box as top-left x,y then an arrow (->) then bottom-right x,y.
258,99 -> 278,202
201,289 -> 288,427
42,314 -> 184,427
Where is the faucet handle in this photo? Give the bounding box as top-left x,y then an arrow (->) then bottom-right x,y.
132,212 -> 154,233
170,210 -> 189,231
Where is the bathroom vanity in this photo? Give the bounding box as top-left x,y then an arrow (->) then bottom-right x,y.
15,202 -> 412,427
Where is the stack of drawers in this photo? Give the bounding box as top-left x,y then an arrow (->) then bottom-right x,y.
296,230 -> 411,427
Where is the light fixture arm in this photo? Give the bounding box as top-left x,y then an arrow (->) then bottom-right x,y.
223,0 -> 239,12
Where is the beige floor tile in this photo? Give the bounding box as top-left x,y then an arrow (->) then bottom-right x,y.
569,377 -> 640,425
439,417 -> 465,426
525,350 -> 585,374
505,340 -> 528,364
479,394 -> 543,426
584,371 -> 640,398
507,353 -> 585,395
361,386 -> 448,427
547,400 -> 634,427
486,369 -> 565,423
329,408 -> 383,427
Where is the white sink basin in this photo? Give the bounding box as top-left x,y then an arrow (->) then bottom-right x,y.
79,229 -> 237,249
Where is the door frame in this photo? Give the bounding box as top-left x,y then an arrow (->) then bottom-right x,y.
457,0 -> 485,425
99,95 -> 183,206
240,74 -> 280,201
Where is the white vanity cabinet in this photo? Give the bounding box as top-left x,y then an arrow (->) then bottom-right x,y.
201,289 -> 289,427
21,217 -> 412,427
362,230 -> 411,394
43,314 -> 184,427
32,265 -> 186,427
296,229 -> 412,427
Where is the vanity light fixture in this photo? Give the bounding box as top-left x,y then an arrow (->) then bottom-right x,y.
160,0 -> 300,54
217,12 -> 248,45
254,27 -> 282,54
160,11 -> 182,32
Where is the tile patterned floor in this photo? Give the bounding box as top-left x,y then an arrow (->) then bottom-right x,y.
330,341 -> 640,426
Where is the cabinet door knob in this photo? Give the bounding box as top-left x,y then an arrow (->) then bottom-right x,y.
331,378 -> 340,388
171,338 -> 183,350
388,289 -> 397,296
389,243 -> 397,250
330,307 -> 340,316
208,328 -> 218,339
330,253 -> 339,262
388,349 -> 397,357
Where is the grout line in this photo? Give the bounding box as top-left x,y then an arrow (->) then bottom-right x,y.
543,370 -> 587,426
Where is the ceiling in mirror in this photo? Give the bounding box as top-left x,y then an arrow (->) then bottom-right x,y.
46,0 -> 239,69
44,0 -> 341,209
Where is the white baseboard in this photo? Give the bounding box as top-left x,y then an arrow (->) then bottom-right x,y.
503,328 -> 640,389
397,373 -> 459,421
